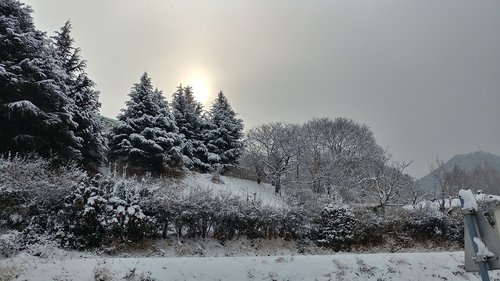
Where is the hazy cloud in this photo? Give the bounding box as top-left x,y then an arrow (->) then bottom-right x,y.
24,0 -> 500,177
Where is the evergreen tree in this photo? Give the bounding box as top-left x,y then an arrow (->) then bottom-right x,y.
206,91 -> 244,169
52,21 -> 107,171
108,73 -> 183,174
0,0 -> 81,161
171,85 -> 210,171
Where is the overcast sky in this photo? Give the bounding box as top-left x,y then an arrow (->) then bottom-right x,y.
23,0 -> 500,178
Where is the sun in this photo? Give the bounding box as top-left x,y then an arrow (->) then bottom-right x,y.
189,78 -> 210,105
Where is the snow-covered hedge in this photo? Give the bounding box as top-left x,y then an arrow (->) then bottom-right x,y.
405,208 -> 462,242
0,155 -> 465,251
352,206 -> 463,249
148,187 -> 307,241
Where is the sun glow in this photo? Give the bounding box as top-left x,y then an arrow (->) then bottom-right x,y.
189,78 -> 210,105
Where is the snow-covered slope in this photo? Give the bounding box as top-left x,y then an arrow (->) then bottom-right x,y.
2,251 -> 497,281
179,172 -> 287,207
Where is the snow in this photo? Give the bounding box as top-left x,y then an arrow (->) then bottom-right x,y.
473,237 -> 496,258
180,172 -> 287,207
459,189 -> 478,211
2,251 -> 498,280
409,191 -> 500,212
6,100 -> 43,116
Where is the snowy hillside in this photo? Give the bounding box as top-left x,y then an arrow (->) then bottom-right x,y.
178,172 -> 287,207
2,251 -> 497,281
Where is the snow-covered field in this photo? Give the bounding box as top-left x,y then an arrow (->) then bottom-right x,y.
2,251 -> 499,280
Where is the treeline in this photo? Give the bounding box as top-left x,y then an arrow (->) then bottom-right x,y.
108,74 -> 244,174
0,0 -> 244,175
242,118 -> 414,206
432,160 -> 500,211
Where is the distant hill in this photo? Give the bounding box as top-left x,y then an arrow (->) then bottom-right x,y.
417,151 -> 500,196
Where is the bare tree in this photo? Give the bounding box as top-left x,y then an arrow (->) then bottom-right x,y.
407,181 -> 427,206
359,155 -> 412,206
246,122 -> 302,194
299,117 -> 385,196
431,158 -> 455,212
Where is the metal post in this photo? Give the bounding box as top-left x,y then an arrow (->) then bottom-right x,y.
462,198 -> 490,281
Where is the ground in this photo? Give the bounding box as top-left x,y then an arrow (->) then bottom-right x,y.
0,237 -> 497,281
2,250 -> 499,280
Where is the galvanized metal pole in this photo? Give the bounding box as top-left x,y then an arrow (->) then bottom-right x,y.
462,198 -> 490,281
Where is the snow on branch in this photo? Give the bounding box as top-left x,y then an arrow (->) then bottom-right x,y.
6,100 -> 44,117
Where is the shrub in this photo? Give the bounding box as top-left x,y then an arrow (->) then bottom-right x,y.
405,208 -> 463,242
57,183 -> 108,249
352,208 -> 385,246
56,177 -> 157,249
312,204 -> 356,251
0,153 -> 88,240
105,180 -> 156,242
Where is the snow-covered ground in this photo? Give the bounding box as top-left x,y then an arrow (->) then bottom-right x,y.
2,251 -> 499,280
178,172 -> 286,207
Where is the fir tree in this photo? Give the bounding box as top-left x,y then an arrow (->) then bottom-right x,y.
0,0 -> 81,161
206,91 -> 244,169
52,21 -> 107,171
171,85 -> 210,171
108,73 -> 183,174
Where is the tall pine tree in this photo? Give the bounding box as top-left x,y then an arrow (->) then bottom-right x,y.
52,21 -> 107,171
206,91 -> 244,169
108,72 -> 183,174
0,0 -> 81,161
171,85 -> 210,171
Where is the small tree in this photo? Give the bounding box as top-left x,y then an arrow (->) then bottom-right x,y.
108,73 -> 183,174
314,204 -> 356,251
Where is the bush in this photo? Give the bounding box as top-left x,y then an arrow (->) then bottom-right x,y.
57,183 -> 108,249
405,208 -> 463,242
105,180 -> 157,242
312,204 -> 356,251
0,153 -> 87,234
352,208 -> 385,246
57,177 -> 157,249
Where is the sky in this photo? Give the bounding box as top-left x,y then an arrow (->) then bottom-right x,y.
22,0 -> 500,178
